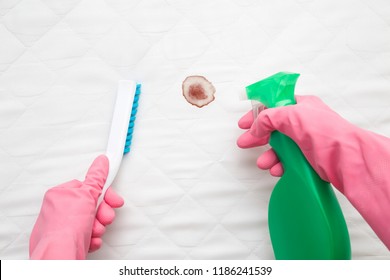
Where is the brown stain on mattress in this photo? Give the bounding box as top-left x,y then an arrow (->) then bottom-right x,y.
182,75 -> 215,108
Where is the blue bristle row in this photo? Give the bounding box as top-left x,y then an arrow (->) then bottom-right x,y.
123,84 -> 141,154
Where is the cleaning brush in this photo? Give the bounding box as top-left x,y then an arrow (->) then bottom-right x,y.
97,81 -> 141,207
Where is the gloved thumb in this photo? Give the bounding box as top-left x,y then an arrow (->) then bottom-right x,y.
82,155 -> 109,202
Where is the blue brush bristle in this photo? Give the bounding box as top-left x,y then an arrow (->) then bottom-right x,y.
123,84 -> 141,154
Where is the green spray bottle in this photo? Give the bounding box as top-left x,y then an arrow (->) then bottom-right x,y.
244,72 -> 351,259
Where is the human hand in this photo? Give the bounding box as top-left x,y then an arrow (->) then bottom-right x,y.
237,95 -> 390,249
29,155 -> 124,259
237,95 -> 359,190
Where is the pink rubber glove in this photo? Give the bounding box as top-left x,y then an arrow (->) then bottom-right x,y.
237,95 -> 390,250
29,155 -> 124,259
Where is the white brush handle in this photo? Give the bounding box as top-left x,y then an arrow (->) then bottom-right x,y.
97,80 -> 136,208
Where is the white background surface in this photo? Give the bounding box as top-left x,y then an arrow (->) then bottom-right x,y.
0,0 -> 389,259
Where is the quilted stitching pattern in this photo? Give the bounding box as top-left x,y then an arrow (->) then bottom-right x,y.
1,0 -> 390,259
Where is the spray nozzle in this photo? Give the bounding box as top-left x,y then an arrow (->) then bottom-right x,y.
242,72 -> 300,136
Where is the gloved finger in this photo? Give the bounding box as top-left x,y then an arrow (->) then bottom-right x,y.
237,130 -> 269,149
104,187 -> 124,209
249,99 -> 312,140
249,103 -> 299,139
257,149 -> 279,170
91,219 -> 106,237
82,155 -> 109,201
269,162 -> 284,177
238,110 -> 254,129
96,201 -> 115,226
89,237 -> 102,252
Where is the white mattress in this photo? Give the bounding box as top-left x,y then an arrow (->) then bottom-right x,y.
1,0 -> 389,260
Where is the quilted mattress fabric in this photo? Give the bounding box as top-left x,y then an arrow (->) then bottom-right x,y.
1,0 -> 390,260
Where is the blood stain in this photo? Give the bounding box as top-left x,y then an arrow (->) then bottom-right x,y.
182,75 -> 215,108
